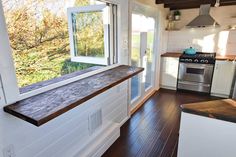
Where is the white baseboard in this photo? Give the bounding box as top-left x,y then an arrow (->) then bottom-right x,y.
211,93 -> 229,98
119,116 -> 129,127
160,85 -> 176,90
74,122 -> 120,157
92,125 -> 120,157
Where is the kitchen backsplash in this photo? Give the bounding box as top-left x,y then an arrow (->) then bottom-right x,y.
166,5 -> 236,55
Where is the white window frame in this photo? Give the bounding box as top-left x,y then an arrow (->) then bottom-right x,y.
0,0 -> 122,105
68,4 -> 115,65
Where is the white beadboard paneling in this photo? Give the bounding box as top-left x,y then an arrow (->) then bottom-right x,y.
0,80 -> 129,157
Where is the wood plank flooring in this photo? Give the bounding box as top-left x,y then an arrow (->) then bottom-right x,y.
102,89 -> 221,157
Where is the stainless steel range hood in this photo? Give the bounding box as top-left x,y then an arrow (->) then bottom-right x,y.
186,4 -> 220,28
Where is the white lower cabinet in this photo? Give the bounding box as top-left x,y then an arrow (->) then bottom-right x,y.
160,57 -> 179,89
211,60 -> 235,98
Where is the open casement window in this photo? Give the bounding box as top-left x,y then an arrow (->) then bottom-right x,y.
68,4 -> 117,65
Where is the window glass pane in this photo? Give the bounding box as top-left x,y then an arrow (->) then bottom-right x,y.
2,0 -> 113,93
131,14 -> 141,101
72,11 -> 105,57
145,17 -> 155,90
131,32 -> 141,67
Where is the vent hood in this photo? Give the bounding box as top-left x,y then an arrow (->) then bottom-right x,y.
186,4 -> 220,28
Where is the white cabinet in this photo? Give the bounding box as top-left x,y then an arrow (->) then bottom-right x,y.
211,60 -> 235,98
160,57 -> 179,89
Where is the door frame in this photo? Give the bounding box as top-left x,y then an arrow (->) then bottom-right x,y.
128,1 -> 159,112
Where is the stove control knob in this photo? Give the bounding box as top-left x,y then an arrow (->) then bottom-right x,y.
189,59 -> 193,62
194,59 -> 199,63
205,60 -> 209,63
200,59 -> 205,63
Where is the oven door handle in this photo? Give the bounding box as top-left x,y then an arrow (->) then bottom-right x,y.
180,63 -> 213,69
178,81 -> 211,87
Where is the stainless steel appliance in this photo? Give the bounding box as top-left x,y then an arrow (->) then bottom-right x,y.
177,52 -> 216,93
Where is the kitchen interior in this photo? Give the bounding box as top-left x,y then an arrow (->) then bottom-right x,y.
1,0 -> 236,157
159,1 -> 236,156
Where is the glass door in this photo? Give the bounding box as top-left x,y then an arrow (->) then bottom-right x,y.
130,3 -> 156,109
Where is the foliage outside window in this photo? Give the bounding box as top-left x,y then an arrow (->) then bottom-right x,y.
2,0 -> 115,93
73,11 -> 105,57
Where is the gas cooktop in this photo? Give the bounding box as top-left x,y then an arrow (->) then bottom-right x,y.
179,52 -> 216,64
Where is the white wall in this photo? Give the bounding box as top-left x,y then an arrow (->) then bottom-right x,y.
0,81 -> 128,157
0,0 -> 130,156
166,5 -> 236,55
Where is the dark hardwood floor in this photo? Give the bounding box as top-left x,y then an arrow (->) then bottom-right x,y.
102,89 -> 221,157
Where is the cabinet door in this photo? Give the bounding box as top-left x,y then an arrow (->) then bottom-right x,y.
160,57 -> 179,89
211,61 -> 235,97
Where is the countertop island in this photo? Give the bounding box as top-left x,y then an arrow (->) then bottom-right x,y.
178,99 -> 236,157
181,99 -> 236,123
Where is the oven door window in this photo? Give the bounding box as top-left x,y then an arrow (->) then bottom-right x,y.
186,68 -> 204,75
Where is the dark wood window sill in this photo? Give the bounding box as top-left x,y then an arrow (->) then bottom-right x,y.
4,65 -> 144,126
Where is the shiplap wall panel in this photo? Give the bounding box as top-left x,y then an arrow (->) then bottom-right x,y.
0,81 -> 128,157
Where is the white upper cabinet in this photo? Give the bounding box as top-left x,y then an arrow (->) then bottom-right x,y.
211,60 -> 235,98
160,57 -> 179,89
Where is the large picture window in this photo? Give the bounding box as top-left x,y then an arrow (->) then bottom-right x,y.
2,0 -> 117,94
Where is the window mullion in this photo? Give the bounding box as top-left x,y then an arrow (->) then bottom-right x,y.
103,5 -> 110,65
0,2 -> 19,105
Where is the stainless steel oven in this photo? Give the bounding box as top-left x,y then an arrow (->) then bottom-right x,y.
178,62 -> 214,93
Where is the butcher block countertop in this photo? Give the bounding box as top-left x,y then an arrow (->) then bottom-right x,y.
160,52 -> 182,58
4,65 -> 144,126
161,52 -> 236,61
181,99 -> 236,123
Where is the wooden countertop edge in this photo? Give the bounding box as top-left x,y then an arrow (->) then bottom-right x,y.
161,52 -> 182,58
181,107 -> 236,124
161,52 -> 236,61
4,66 -> 144,127
181,99 -> 236,124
